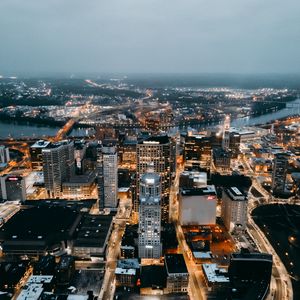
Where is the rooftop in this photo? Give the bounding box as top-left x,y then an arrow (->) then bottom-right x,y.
181,185 -> 216,196
202,264 -> 229,284
165,254 -> 188,275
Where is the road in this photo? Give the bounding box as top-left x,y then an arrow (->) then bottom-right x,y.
169,163 -> 206,300
99,197 -> 132,300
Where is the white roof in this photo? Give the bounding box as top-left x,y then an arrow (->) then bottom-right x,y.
27,275 -> 53,284
67,296 -> 89,300
115,267 -> 136,276
17,284 -> 44,300
193,251 -> 212,259
202,264 -> 229,284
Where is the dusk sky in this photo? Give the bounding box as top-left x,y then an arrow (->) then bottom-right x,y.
0,0 -> 299,74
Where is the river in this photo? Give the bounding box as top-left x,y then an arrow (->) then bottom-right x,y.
0,98 -> 299,139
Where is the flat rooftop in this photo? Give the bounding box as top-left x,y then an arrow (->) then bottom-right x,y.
165,254 -> 188,275
202,264 -> 229,284
181,185 -> 216,196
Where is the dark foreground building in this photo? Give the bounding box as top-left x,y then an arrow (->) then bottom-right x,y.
228,250 -> 273,300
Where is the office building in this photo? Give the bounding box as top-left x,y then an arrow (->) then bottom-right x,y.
136,135 -> 172,220
138,171 -> 162,259
221,187 -> 248,232
0,145 -> 10,164
115,259 -> 140,288
228,249 -> 273,300
97,141 -> 118,209
271,153 -> 289,195
30,140 -> 51,170
74,140 -> 87,174
164,254 -> 189,294
222,115 -> 231,150
42,140 -> 74,198
0,175 -> 26,202
179,186 -> 216,226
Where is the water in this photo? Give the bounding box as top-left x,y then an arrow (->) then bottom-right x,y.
232,98 -> 300,127
0,98 -> 299,138
252,204 -> 300,300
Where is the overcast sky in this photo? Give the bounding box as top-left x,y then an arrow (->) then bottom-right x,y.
0,0 -> 299,74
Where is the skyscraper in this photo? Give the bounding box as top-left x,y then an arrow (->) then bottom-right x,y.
42,140 -> 74,198
271,153 -> 289,195
222,115 -> 231,150
136,136 -> 172,221
0,145 -> 10,164
221,187 -> 248,232
138,169 -> 162,259
97,141 -> 118,209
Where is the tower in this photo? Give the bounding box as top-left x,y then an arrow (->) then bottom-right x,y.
222,115 -> 230,150
136,135 -> 172,221
138,169 -> 162,259
272,153 -> 289,195
42,140 -> 74,198
97,141 -> 118,209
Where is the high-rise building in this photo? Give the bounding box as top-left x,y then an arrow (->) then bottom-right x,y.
138,171 -> 162,259
179,186 -> 216,226
0,175 -> 26,201
97,141 -> 118,209
42,140 -> 74,198
221,187 -> 248,232
30,140 -> 51,170
271,153 -> 289,195
136,136 -> 172,221
222,115 -> 230,150
0,145 -> 10,164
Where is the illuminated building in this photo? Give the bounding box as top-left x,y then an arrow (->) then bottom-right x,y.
138,170 -> 162,259
0,145 -> 10,164
30,140 -> 51,170
136,135 -> 172,221
179,186 -> 216,226
97,141 -> 118,209
42,140 -> 74,198
222,115 -> 231,150
74,140 -> 87,174
271,153 -> 289,195
0,175 -> 26,202
221,187 -> 248,232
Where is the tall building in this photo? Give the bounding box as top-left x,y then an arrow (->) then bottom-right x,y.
136,135 -> 172,220
138,170 -> 162,259
228,249 -> 273,299
222,115 -> 230,150
179,186 -> 216,226
271,153 -> 289,195
0,175 -> 26,201
221,187 -> 248,232
42,141 -> 74,198
30,140 -> 51,170
0,145 -> 10,164
97,141 -> 118,209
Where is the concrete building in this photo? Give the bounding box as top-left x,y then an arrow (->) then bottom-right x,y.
74,140 -> 87,174
115,259 -> 140,288
179,186 -> 216,226
62,172 -> 96,200
202,263 -> 229,291
97,141 -> 118,209
138,171 -> 162,259
42,140 -> 74,198
30,140 -> 51,170
222,115 -> 231,150
0,175 -> 26,202
164,254 -> 189,294
136,135 -> 172,221
0,145 -> 10,164
221,187 -> 248,232
271,153 -> 289,195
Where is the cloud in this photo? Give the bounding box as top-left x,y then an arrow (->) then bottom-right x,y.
0,0 -> 299,74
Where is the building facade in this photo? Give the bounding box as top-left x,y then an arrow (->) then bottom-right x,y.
271,153 -> 289,195
138,171 -> 162,259
221,187 -> 248,232
136,136 -> 172,221
97,141 -> 118,209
